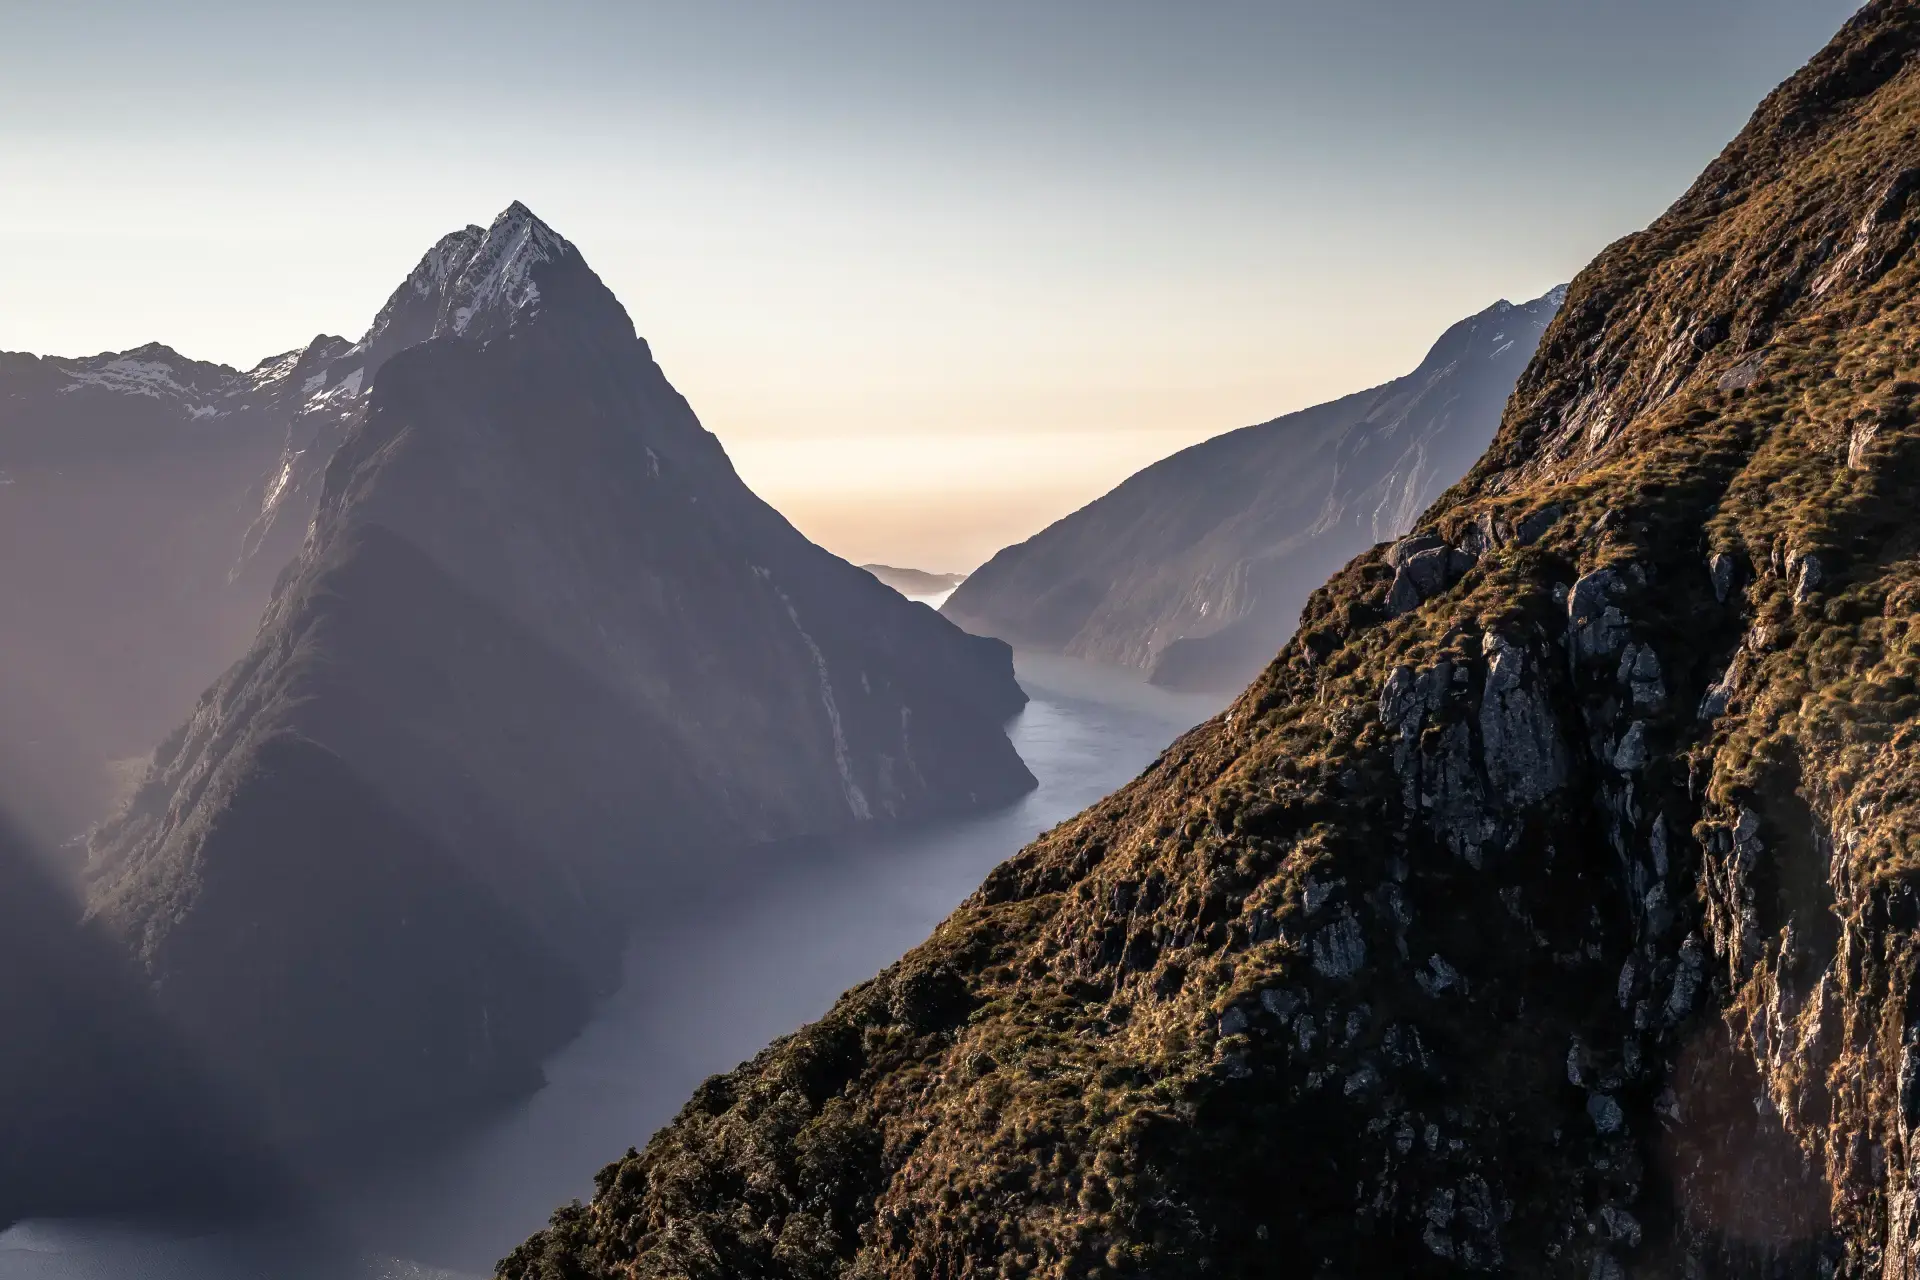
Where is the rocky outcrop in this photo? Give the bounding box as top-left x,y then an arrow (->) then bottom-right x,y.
942,289 -> 1563,694
83,203 -> 1034,1172
499,5 -> 1920,1276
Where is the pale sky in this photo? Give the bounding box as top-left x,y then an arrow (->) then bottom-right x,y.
0,1 -> 1862,570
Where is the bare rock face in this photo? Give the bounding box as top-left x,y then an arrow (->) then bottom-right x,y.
1385,535 -> 1478,618
1478,633 -> 1567,812
82,203 -> 1034,1171
942,289 -> 1565,694
498,6 -> 1920,1278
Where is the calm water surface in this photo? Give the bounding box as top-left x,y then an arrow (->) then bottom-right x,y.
0,652 -> 1223,1280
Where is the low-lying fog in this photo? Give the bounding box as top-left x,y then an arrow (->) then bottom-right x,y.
0,652 -> 1224,1280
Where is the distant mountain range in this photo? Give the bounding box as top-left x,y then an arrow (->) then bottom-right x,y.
0,341 -> 341,835
0,278 -> 520,839
862,564 -> 968,596
0,202 -> 1037,1207
943,288 -> 1565,692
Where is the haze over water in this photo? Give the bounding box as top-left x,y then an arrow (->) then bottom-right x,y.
0,654 -> 1224,1280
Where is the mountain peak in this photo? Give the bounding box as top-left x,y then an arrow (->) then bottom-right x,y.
1412,285 -> 1566,376
496,199 -> 544,228
445,201 -> 576,338
354,202 -> 595,378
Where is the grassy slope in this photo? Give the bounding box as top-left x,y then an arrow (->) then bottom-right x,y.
500,4 -> 1920,1276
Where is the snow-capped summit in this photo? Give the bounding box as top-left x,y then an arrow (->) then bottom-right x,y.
444,201 -> 575,338
239,206 -> 632,586
42,343 -> 237,413
355,202 -> 585,372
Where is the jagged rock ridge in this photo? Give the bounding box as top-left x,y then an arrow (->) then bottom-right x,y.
82,203 -> 1035,1170
942,289 -> 1563,694
499,5 -> 1920,1276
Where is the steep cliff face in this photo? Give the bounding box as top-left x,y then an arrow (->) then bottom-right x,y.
942,290 -> 1562,695
85,203 -> 1034,1169
498,6 -> 1920,1277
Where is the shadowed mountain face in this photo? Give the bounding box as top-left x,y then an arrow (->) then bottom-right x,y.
83,203 -> 1035,1170
0,779 -> 280,1231
500,5 -> 1920,1276
943,289 -> 1563,694
0,222 -> 614,838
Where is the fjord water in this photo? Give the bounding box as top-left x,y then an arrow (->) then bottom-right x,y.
0,649 -> 1223,1280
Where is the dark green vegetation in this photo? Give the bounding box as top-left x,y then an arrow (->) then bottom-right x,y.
500,4 -> 1920,1275
942,289 -> 1562,695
